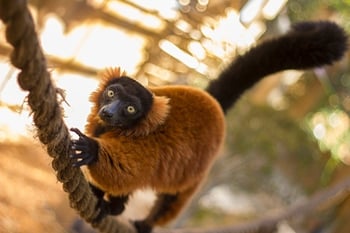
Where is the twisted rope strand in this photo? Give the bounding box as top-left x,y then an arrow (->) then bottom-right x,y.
0,1 -> 134,232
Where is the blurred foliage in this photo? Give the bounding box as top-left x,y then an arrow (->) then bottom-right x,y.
328,0 -> 350,30
287,0 -> 325,21
304,107 -> 350,180
225,96 -> 325,193
287,0 -> 350,30
285,0 -> 350,177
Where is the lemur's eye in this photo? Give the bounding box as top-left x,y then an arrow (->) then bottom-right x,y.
107,90 -> 114,98
126,105 -> 136,114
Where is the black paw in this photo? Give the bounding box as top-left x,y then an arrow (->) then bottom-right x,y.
97,198 -> 125,216
133,220 -> 153,233
92,198 -> 111,223
70,128 -> 99,167
108,195 -> 129,215
93,197 -> 128,223
91,198 -> 120,224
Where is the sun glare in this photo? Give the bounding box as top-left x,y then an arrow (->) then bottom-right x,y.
73,24 -> 147,73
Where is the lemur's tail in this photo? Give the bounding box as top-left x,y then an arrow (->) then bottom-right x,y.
206,21 -> 348,113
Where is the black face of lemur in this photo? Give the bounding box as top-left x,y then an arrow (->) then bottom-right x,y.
98,76 -> 153,129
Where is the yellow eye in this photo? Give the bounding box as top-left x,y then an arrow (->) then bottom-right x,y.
127,105 -> 136,114
107,90 -> 114,98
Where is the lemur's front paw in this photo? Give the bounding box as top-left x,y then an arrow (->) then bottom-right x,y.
70,128 -> 98,167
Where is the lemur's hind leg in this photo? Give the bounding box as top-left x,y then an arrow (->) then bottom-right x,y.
134,184 -> 198,233
89,183 -> 129,216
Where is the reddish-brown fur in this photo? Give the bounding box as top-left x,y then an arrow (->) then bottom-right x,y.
83,68 -> 225,225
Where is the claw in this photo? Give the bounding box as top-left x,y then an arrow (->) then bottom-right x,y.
72,144 -> 89,151
72,159 -> 89,167
69,128 -> 99,167
70,127 -> 85,137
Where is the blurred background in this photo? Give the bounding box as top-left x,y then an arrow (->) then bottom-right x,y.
0,0 -> 350,232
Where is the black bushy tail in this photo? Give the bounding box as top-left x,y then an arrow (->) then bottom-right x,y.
206,21 -> 348,113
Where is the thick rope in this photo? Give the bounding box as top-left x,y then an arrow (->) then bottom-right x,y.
0,1 -> 134,232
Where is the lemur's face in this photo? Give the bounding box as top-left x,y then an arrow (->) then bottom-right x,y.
98,76 -> 153,129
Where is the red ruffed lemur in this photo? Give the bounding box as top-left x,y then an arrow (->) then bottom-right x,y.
70,21 -> 348,233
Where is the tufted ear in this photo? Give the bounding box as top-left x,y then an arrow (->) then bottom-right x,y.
89,67 -> 124,104
99,67 -> 125,80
